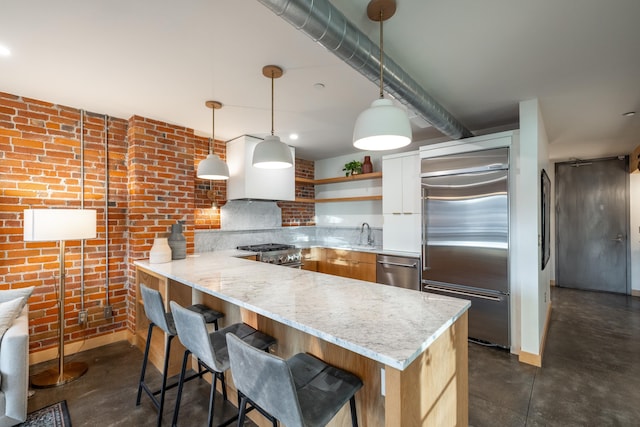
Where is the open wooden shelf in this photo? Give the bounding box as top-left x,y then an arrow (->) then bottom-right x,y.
295,195 -> 382,203
295,171 -> 382,186
294,171 -> 382,203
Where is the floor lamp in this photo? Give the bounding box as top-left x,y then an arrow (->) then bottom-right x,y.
23,208 -> 97,388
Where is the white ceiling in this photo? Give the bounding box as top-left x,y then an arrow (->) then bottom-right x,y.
1,0 -> 638,161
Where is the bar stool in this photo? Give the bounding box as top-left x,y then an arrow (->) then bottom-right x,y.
227,333 -> 363,427
169,300 -> 276,427
136,285 -> 224,427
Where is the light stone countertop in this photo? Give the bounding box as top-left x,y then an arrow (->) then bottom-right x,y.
134,250 -> 469,370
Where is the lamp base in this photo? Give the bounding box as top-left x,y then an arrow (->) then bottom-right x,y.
30,361 -> 88,388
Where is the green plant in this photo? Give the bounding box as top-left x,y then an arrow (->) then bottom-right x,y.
342,160 -> 363,176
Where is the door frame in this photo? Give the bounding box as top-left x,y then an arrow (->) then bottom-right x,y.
554,156 -> 631,294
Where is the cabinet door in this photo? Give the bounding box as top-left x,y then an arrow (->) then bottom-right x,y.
321,250 -> 352,278
318,249 -> 376,282
382,157 -> 404,214
301,248 -> 319,272
383,153 -> 420,214
401,153 -> 420,214
350,252 -> 377,282
383,214 -> 421,253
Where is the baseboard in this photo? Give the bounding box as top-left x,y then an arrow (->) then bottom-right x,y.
518,303 -> 552,368
550,279 -> 556,287
29,330 -> 133,366
632,290 -> 640,298
518,350 -> 542,367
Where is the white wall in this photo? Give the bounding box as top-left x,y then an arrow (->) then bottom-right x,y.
314,151 -> 384,228
630,173 -> 640,294
517,98 -> 552,357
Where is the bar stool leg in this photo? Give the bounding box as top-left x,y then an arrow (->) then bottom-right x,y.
219,371 -> 228,401
171,349 -> 191,427
207,374 -> 217,427
237,394 -> 248,426
136,322 -> 155,406
156,334 -> 174,427
350,396 -> 359,427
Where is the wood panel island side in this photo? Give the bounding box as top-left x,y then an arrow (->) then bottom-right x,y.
134,251 -> 470,427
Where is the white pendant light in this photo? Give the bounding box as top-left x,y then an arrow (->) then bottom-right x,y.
197,100 -> 229,180
353,0 -> 412,151
253,65 -> 293,169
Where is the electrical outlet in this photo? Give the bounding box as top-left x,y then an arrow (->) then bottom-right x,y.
78,310 -> 88,325
104,305 -> 113,319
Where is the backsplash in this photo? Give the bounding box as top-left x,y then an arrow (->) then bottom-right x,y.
195,226 -> 382,252
220,200 -> 282,230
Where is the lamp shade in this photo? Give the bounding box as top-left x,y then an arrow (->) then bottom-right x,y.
24,209 -> 97,241
197,153 -> 229,180
353,98 -> 412,150
252,135 -> 293,169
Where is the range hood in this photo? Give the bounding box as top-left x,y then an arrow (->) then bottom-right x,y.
226,135 -> 295,201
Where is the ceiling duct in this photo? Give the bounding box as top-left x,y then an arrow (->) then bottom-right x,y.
256,0 -> 473,140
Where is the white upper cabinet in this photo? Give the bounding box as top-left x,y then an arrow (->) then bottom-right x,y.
227,135 -> 295,201
382,152 -> 420,214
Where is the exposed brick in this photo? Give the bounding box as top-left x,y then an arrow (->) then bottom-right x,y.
1,90 -> 314,359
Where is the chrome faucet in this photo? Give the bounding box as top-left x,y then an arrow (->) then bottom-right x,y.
360,222 -> 374,246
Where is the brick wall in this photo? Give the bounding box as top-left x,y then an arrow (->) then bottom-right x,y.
1,90 -> 316,357
0,92 -> 129,353
279,158 -> 316,226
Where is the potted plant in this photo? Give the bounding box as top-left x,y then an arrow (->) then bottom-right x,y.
342,160 -> 363,177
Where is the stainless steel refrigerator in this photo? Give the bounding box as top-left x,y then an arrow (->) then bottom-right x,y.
421,147 -> 510,348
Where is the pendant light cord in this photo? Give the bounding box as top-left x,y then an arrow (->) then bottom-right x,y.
209,106 -> 215,155
379,8 -> 384,99
271,70 -> 275,136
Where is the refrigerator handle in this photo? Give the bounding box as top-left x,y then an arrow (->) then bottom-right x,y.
421,185 -> 429,271
423,285 -> 503,302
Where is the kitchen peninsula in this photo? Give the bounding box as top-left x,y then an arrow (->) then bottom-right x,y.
134,251 -> 470,426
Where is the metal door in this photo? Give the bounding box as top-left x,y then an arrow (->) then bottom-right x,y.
556,157 -> 629,293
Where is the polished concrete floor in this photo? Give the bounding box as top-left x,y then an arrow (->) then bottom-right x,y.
27,287 -> 639,426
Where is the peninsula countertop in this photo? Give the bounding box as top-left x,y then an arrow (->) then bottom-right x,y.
134,250 -> 470,371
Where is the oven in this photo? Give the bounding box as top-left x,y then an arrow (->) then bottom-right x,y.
236,243 -> 303,268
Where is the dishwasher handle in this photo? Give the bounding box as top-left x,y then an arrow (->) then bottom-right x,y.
377,260 -> 417,269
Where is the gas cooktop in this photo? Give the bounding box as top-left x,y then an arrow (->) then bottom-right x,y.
236,243 -> 302,267
236,243 -> 294,252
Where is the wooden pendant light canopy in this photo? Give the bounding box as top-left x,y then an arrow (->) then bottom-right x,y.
262,65 -> 283,79
367,0 -> 397,21
205,100 -> 222,110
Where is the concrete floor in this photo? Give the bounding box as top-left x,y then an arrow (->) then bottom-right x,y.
27,287 -> 640,426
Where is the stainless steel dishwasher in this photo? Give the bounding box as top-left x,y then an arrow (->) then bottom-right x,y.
376,254 -> 420,290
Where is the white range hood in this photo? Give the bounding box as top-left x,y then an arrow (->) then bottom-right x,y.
226,135 -> 295,201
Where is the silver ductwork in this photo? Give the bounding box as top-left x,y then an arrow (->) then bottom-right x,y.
257,0 -> 473,140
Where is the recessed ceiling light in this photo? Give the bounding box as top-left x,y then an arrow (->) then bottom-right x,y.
0,45 -> 10,57
622,111 -> 635,117
289,133 -> 299,140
